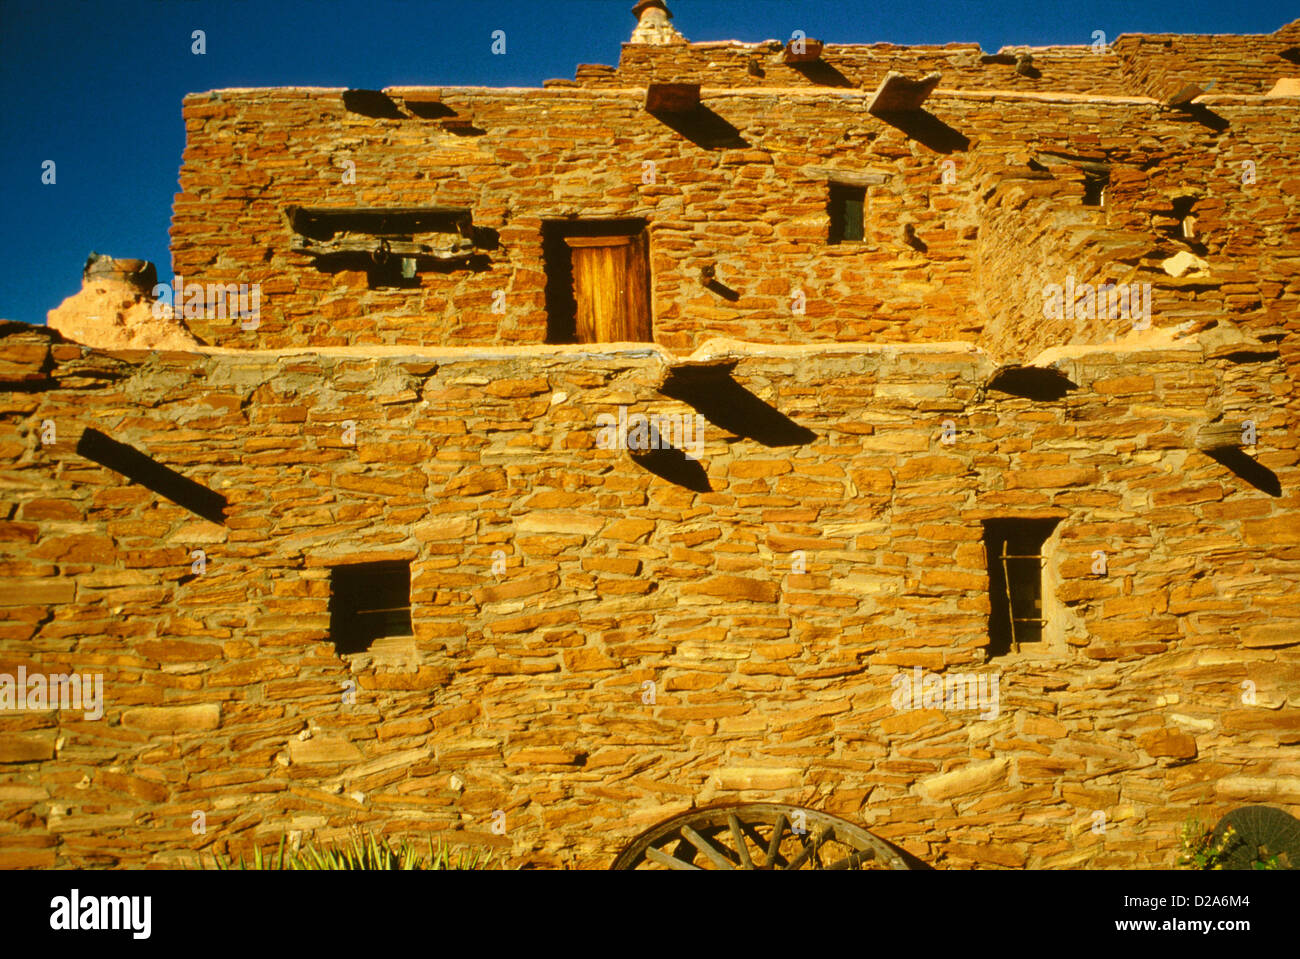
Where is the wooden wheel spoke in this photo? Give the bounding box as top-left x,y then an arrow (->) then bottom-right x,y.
646,845 -> 702,870
681,824 -> 736,870
728,813 -> 754,870
827,847 -> 876,870
765,814 -> 787,868
670,834 -> 695,864
784,825 -> 833,870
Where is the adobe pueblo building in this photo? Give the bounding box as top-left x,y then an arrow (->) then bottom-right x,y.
1,2 -> 1298,869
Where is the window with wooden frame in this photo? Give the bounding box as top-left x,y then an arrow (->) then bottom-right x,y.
328,560 -> 413,655
982,519 -> 1060,658
828,182 -> 866,244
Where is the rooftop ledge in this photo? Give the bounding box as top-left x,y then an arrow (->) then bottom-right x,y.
189,85 -> 1297,109
5,321 -> 1223,374
184,327 -> 1196,369
194,338 -> 986,364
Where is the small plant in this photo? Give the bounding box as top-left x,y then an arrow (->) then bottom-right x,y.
1177,817 -> 1238,869
210,831 -> 501,870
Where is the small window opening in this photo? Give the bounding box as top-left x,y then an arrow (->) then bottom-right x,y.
983,519 -> 1060,658
1170,195 -> 1197,239
329,560 -> 413,655
828,182 -> 866,244
1161,195 -> 1205,252
1082,172 -> 1107,207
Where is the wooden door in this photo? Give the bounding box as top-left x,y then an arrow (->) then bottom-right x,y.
564,234 -> 651,343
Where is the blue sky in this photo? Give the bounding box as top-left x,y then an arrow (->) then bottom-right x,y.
1,0 -> 1295,327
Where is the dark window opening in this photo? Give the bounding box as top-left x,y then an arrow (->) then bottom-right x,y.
1170,194 -> 1198,241
284,205 -> 492,287
987,365 -> 1078,401
1082,172 -> 1107,207
542,219 -> 651,344
1160,195 -> 1206,253
983,519 -> 1059,658
828,183 -> 866,244
329,560 -> 413,655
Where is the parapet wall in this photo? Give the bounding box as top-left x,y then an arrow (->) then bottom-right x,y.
585,21 -> 1300,97
580,42 -> 1136,95
1,323 -> 1296,868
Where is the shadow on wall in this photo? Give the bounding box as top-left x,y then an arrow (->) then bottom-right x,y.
1207,448 -> 1282,497
648,105 -> 749,149
872,110 -> 970,154
629,433 -> 712,492
76,428 -> 227,525
659,364 -> 817,447
789,60 -> 855,88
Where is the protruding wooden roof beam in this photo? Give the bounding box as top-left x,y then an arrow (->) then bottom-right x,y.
1194,421 -> 1247,452
783,38 -> 824,63
866,71 -> 942,115
645,81 -> 700,114
1164,82 -> 1211,107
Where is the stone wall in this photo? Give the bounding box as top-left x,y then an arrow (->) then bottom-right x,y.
170,20 -> 1300,363
592,26 -> 1300,98
578,42 -> 1136,95
1112,31 -> 1300,98
969,95 -> 1299,363
1,321 -> 1296,869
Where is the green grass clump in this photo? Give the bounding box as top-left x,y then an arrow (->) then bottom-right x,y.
211,831 -> 500,870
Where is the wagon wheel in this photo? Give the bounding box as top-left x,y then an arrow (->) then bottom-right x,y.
611,802 -> 910,870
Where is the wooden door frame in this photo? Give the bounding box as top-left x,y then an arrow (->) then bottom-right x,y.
542,219 -> 652,344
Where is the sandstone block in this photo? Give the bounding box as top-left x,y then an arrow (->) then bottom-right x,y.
0,731 -> 56,763
916,758 -> 1009,801
713,766 -> 803,790
516,512 -> 604,536
0,581 -> 74,605
681,575 -> 778,603
1137,728 -> 1197,759
601,519 -> 656,542
288,737 -> 364,765
121,704 -> 221,732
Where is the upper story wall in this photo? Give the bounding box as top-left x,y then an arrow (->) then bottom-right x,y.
168,18 -> 1300,360
1112,26 -> 1300,98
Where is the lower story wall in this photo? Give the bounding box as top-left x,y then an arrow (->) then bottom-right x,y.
0,324 -> 1297,868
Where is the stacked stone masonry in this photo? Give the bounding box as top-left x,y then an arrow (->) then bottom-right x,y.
2,9 -> 1299,869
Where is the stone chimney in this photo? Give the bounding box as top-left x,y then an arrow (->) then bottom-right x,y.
630,0 -> 686,45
